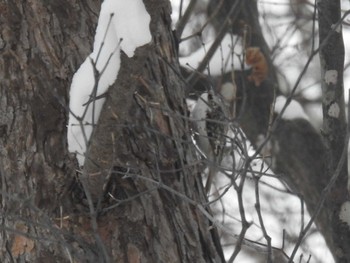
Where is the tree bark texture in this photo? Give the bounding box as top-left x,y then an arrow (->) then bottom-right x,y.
318,0 -> 350,261
0,0 -> 100,261
82,0 -> 225,262
1,0 -> 224,262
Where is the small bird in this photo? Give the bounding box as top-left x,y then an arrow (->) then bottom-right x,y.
191,82 -> 236,193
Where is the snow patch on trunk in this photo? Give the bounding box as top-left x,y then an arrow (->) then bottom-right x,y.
67,0 -> 151,165
324,70 -> 338,85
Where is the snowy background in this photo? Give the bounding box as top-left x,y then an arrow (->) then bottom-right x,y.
171,0 -> 350,262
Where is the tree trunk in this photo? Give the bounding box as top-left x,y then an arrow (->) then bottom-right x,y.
1,0 -> 100,261
0,0 -> 224,262
318,0 -> 350,261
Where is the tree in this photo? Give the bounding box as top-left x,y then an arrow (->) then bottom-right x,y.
1,0 -> 224,262
0,0 -> 349,262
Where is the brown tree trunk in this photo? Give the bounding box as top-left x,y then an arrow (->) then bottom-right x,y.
0,0 -> 224,262
0,0 -> 100,261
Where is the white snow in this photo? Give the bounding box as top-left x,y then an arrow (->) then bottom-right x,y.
67,0 -> 151,165
274,95 -> 309,120
220,82 -> 236,104
325,70 -> 338,85
185,98 -> 196,112
331,23 -> 342,33
179,33 -> 247,76
328,102 -> 340,118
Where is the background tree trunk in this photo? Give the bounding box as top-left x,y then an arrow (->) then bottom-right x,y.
318,0 -> 350,261
207,0 -> 349,261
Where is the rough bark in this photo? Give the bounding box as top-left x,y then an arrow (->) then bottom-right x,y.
0,0 -> 101,261
1,0 -> 225,262
82,0 -> 225,262
318,0 -> 350,261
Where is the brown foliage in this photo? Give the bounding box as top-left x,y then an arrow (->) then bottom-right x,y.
245,47 -> 268,86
